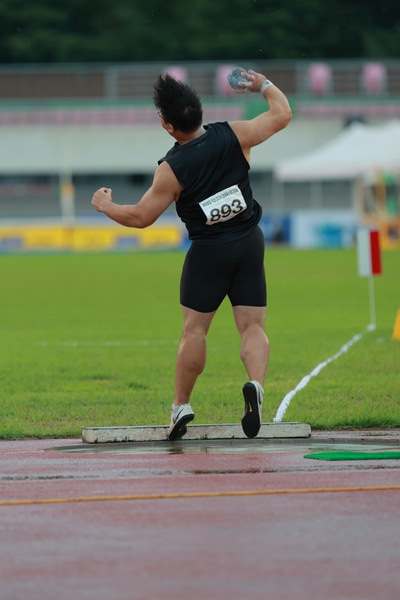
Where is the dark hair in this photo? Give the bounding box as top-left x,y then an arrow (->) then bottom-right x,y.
153,74 -> 203,133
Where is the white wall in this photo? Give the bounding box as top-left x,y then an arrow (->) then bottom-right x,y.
0,118 -> 343,176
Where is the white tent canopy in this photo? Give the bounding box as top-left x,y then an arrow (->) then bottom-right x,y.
275,120 -> 400,181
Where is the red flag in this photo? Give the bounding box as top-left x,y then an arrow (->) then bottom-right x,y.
357,229 -> 382,277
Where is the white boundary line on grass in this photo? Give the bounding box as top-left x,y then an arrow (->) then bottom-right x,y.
273,324 -> 375,423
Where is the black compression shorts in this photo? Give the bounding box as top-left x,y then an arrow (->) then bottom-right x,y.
180,226 -> 267,313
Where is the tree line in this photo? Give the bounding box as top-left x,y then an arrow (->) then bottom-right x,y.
1,0 -> 399,64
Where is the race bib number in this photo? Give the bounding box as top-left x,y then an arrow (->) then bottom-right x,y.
199,185 -> 247,226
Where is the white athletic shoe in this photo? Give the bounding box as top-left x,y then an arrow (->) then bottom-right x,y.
241,381 -> 264,438
168,403 -> 195,441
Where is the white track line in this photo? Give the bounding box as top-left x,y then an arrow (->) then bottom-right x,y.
273,324 -> 375,423
38,339 -> 178,347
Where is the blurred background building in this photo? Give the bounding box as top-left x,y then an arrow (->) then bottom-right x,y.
1,3 -> 399,251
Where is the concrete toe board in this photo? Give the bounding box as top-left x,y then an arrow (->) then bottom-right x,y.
81,421 -> 311,443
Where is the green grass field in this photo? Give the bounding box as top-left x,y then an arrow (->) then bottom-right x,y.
1,248 -> 399,439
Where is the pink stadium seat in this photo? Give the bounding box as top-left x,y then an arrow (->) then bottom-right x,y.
215,65 -> 236,97
362,63 -> 387,95
162,66 -> 188,83
308,63 -> 332,96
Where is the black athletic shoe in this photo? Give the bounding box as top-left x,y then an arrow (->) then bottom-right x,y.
168,404 -> 195,441
241,381 -> 264,438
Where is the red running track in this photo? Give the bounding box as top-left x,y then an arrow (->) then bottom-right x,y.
1,434 -> 400,600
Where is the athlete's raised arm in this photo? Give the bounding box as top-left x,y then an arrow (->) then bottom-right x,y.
229,70 -> 292,161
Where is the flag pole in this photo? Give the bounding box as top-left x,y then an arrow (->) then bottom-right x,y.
368,275 -> 376,330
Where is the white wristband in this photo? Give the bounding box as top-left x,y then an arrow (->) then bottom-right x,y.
260,80 -> 272,94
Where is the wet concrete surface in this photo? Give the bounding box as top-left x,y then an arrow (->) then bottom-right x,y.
49,435 -> 400,456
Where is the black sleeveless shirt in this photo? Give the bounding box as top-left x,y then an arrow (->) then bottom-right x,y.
158,121 -> 262,244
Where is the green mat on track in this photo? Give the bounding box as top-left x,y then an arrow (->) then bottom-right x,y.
304,451 -> 400,461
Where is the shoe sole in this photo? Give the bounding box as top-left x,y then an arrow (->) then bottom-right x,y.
168,413 -> 194,441
241,382 -> 261,438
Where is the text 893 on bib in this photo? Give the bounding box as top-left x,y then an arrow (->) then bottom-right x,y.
199,185 -> 247,225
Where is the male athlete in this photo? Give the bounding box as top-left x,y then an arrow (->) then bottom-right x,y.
92,69 -> 291,440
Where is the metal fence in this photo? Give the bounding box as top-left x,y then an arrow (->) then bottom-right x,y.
1,59 -> 400,101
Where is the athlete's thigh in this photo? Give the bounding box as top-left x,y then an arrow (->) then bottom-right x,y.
181,305 -> 217,334
232,305 -> 266,337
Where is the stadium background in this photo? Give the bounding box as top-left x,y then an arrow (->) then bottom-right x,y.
0,1 -> 399,252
